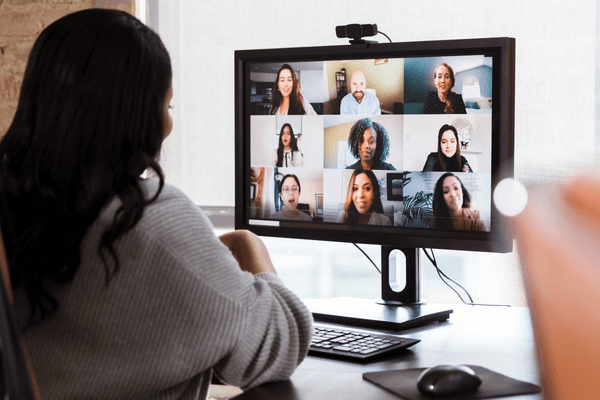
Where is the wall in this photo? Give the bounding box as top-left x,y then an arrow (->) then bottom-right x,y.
159,0 -> 597,206
0,0 -> 136,137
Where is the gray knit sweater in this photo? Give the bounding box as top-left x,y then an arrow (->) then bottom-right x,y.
13,179 -> 313,399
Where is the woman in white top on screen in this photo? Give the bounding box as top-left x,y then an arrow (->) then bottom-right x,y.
271,174 -> 313,221
274,123 -> 303,167
336,170 -> 391,225
269,64 -> 317,115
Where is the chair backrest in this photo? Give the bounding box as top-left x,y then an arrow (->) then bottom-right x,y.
513,174 -> 600,400
0,232 -> 41,399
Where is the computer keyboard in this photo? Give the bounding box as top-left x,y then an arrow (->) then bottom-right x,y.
309,323 -> 420,360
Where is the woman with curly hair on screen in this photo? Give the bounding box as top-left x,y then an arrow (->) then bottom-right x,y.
346,118 -> 396,171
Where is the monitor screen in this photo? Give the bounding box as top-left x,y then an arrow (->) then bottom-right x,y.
235,37 -> 515,254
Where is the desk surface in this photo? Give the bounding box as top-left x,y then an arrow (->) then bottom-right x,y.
232,302 -> 542,400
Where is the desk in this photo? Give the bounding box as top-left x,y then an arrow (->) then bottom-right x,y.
232,304 -> 542,399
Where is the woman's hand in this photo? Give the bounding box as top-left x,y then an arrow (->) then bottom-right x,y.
219,230 -> 277,275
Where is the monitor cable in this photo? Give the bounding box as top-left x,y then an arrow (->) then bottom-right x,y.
353,244 -> 509,307
352,243 -> 381,274
423,248 -> 510,307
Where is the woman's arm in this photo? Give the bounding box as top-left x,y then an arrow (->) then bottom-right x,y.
219,230 -> 276,275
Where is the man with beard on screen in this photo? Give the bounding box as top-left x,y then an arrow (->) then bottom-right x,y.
340,70 -> 381,115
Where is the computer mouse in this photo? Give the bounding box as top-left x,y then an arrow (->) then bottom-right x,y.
417,364 -> 482,397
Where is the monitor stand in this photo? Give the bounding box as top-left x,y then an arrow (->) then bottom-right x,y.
304,246 -> 453,331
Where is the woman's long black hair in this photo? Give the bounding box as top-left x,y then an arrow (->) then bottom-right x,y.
0,9 -> 172,322
432,172 -> 471,230
342,170 -> 385,224
436,124 -> 463,171
275,123 -> 300,167
269,64 -> 306,115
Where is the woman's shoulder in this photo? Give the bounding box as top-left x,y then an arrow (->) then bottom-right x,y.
370,213 -> 392,226
298,211 -> 312,221
346,160 -> 361,170
376,161 -> 396,170
422,153 -> 438,171
136,179 -> 213,231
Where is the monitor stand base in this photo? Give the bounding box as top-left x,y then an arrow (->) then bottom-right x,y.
304,297 -> 453,331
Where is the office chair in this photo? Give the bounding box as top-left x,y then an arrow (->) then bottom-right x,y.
0,233 -> 41,399
513,174 -> 600,400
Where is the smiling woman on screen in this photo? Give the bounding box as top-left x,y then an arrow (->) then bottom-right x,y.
423,63 -> 467,114
423,124 -> 473,172
269,63 -> 316,115
337,170 -> 391,226
431,173 -> 485,231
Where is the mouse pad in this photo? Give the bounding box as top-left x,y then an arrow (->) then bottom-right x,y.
363,365 -> 541,400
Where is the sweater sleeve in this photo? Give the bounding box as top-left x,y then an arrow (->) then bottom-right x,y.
136,185 -> 313,390
19,181 -> 313,398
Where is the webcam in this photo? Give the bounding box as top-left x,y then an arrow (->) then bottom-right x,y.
336,23 -> 378,46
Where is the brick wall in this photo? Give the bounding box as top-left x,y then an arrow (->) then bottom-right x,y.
0,0 -> 136,137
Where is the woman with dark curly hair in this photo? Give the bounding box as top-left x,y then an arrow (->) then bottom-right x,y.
431,173 -> 485,231
336,170 -> 391,225
345,118 -> 396,170
423,63 -> 467,114
269,64 -> 316,115
422,124 -> 473,172
0,9 -> 312,398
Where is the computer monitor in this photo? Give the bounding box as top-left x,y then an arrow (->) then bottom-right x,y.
235,37 -> 515,329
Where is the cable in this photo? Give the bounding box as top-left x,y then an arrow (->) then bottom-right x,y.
378,30 -> 392,43
422,248 -> 510,307
353,243 -> 381,274
351,244 -> 509,307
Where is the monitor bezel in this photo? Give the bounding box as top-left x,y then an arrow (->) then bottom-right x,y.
234,37 -> 515,253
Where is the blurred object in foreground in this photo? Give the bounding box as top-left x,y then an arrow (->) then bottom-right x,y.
513,173 -> 600,400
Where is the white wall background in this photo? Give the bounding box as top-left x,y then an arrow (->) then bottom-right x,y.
158,0 -> 597,206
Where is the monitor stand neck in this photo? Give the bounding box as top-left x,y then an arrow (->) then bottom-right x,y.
378,246 -> 424,305
304,245 -> 453,331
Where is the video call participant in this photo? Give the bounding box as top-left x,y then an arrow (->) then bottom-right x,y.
269,63 -> 317,115
423,63 -> 467,114
340,70 -> 381,115
346,118 -> 396,171
271,174 -> 313,221
422,124 -> 473,172
337,170 -> 392,225
0,9 -> 312,398
274,123 -> 303,167
431,172 -> 486,231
